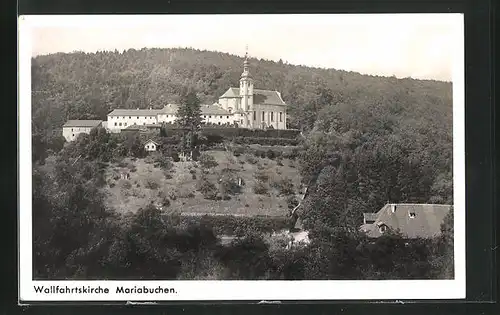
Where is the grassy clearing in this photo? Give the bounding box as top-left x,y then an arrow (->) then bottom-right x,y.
102,150 -> 301,217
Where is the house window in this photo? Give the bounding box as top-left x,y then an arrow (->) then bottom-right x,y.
124,123 -> 127,126
409,212 -> 416,218
129,116 -> 131,119
114,122 -> 117,126
137,116 -> 139,119
262,111 -> 265,121
153,122 -> 155,124
143,123 -> 146,125
279,112 -> 283,122
119,123 -> 122,126
271,112 -> 274,122
220,116 -> 222,119
227,116 -> 229,119
253,111 -> 256,120
72,134 -> 74,137
209,115 -> 212,118
218,122 -> 221,125
204,115 -> 206,118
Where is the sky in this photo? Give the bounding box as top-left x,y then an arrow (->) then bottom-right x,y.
23,14 -> 463,81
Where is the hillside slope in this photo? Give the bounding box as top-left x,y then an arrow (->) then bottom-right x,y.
31,47 -> 452,134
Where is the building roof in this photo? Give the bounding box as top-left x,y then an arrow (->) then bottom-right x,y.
359,203 -> 452,239
219,87 -> 286,106
161,103 -> 232,116
108,108 -> 161,116
158,104 -> 179,115
63,120 -> 102,128
200,104 -> 231,115
253,89 -> 286,106
219,87 -> 241,98
363,213 -> 378,223
144,139 -> 159,145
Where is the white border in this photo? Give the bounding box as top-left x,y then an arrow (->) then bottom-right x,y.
18,14 -> 465,302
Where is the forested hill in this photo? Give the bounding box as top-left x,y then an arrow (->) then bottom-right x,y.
31,47 -> 452,133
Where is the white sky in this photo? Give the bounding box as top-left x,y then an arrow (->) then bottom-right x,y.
24,14 -> 463,81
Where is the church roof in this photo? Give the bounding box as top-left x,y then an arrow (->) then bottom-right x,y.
253,89 -> 286,106
219,87 -> 286,106
219,87 -> 241,98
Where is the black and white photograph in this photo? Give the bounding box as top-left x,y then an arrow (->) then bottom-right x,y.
18,14 -> 465,301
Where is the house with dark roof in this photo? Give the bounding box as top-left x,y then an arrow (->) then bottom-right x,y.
359,203 -> 453,239
62,120 -> 102,141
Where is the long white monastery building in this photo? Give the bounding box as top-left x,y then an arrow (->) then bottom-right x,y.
106,53 -> 287,132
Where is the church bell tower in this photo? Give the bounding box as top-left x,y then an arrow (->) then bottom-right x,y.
239,46 -> 254,129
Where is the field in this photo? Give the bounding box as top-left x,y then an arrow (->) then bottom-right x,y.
102,150 -> 302,217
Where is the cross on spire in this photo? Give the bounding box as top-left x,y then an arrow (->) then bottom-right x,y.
245,44 -> 248,59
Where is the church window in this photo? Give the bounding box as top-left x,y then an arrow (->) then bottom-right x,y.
271,112 -> 274,122
220,116 -> 222,119
129,116 -> 131,119
279,112 -> 283,122
209,115 -> 212,118
227,116 -> 229,119
253,111 -> 256,121
124,123 -> 127,126
218,122 -> 221,125
137,116 -> 139,119
262,111 -> 265,121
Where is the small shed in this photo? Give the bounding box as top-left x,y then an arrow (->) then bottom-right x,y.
144,139 -> 159,152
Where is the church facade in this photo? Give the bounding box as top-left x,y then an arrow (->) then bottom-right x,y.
105,53 -> 287,133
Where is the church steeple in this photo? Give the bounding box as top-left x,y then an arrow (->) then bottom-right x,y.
239,44 -> 254,128
241,45 -> 251,79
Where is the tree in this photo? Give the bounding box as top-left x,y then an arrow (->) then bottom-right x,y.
176,89 -> 202,159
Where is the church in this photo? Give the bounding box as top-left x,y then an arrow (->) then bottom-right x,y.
105,52 -> 288,133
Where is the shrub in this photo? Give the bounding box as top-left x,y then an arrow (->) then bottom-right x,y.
189,169 -> 196,174
287,196 -> 299,210
171,151 -> 180,162
199,153 -> 218,169
196,178 -> 218,200
192,174 -> 197,180
164,173 -> 173,180
253,181 -> 269,195
109,183 -> 115,188
145,179 -> 160,190
162,197 -> 171,208
219,174 -> 241,197
178,215 -> 293,236
254,170 -> 270,182
122,180 -> 132,190
154,155 -> 174,170
266,149 -> 276,160
274,178 -> 294,196
245,154 -> 258,165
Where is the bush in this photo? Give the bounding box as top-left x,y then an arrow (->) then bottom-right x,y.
245,154 -> 258,164
171,151 -> 180,162
178,215 -> 293,236
196,178 -> 218,200
164,173 -> 173,180
145,179 -> 160,190
199,153 -> 218,169
154,155 -> 174,170
287,196 -> 300,210
122,180 -> 132,190
253,181 -> 269,195
254,170 -> 270,182
274,178 -> 294,196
